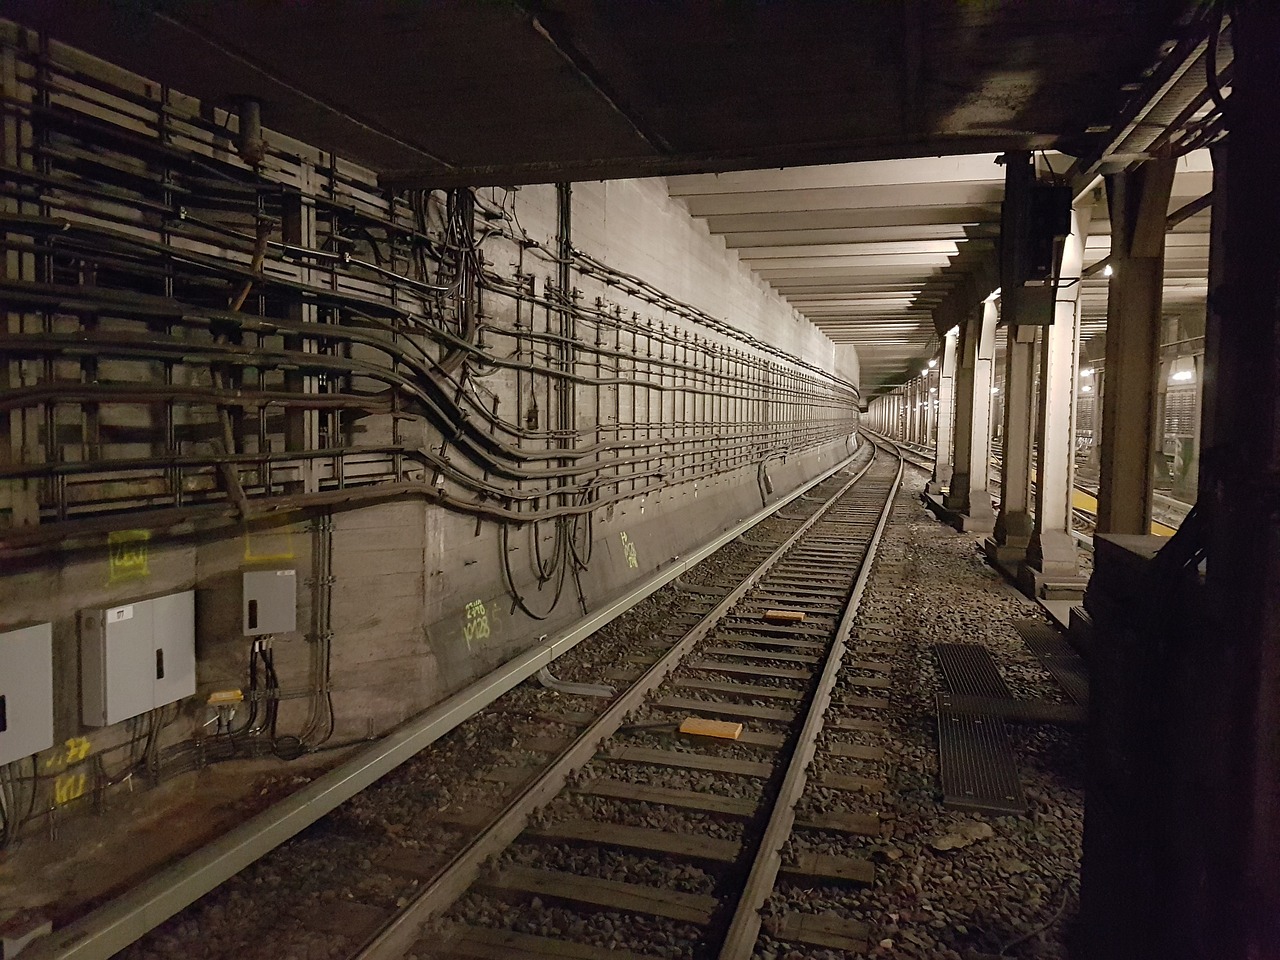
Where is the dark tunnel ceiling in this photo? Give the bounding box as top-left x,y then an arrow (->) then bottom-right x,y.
8,0 -> 1196,187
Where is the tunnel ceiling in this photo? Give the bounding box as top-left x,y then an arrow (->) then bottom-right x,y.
5,0 -> 1203,395
9,1 -> 1194,187
670,154 -> 1004,389
671,150 -> 1213,389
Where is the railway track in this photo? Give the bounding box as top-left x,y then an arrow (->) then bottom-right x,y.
321,437 -> 905,960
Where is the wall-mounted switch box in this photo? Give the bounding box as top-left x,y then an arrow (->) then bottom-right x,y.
150,590 -> 196,710
243,569 -> 297,636
81,590 -> 196,727
0,623 -> 54,765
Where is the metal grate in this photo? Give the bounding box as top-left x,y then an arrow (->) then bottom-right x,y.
936,697 -> 1027,816
933,644 -> 1025,815
939,693 -> 1086,726
1014,620 -> 1090,705
934,643 -> 1014,698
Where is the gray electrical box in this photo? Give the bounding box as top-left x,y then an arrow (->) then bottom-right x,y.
0,623 -> 54,765
243,569 -> 298,636
80,590 -> 196,727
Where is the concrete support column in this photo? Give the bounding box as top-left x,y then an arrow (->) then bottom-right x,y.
906,381 -> 916,444
1082,9 -> 1280,958
911,380 -> 921,445
919,377 -> 930,444
1095,158 -> 1176,535
914,379 -> 924,445
924,375 -> 934,447
986,323 -> 1038,565
927,328 -> 959,495
943,299 -> 997,530
1192,19 -> 1280,946
1020,199 -> 1092,590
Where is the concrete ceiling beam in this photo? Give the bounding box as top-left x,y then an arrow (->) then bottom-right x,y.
699,205 -> 1002,234
681,180 -> 1005,218
721,223 -> 1000,247
667,154 -> 1005,195
757,267 -> 950,282
744,252 -> 960,270
736,239 -> 964,259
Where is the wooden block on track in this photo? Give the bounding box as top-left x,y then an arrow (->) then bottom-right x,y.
764,609 -> 807,622
679,716 -> 743,740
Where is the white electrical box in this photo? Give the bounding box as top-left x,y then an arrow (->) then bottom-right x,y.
80,590 -> 196,727
242,569 -> 298,636
0,623 -> 54,765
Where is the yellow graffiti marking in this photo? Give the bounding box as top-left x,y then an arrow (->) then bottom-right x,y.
463,599 -> 491,646
43,738 -> 93,805
64,737 -> 91,763
54,773 -> 88,806
108,530 -> 150,583
243,519 -> 298,563
619,532 -> 639,569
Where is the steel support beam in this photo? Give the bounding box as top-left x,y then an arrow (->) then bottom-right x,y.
1095,157 -> 1177,535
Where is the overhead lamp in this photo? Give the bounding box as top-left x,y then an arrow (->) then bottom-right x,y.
1080,367 -> 1094,378
927,358 -> 937,368
1103,263 -> 1114,278
991,386 -> 1000,395
1171,370 -> 1194,382
1081,384 -> 1093,393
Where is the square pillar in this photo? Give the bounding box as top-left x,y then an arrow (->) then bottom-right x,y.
943,300 -> 997,531
1095,158 -> 1176,535
922,376 -> 931,446
1020,198 -> 1092,592
906,381 -> 917,444
1083,9 -> 1280,958
928,328 -> 959,495
986,322 -> 1038,565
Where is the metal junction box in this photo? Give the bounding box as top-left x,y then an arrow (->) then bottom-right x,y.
80,590 -> 196,727
0,623 -> 54,765
242,569 -> 298,636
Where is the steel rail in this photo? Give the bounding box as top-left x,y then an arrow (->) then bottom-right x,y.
353,449 -> 881,960
18,445 -> 866,960
717,434 -> 904,959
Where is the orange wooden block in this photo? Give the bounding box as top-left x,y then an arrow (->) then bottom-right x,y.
679,717 -> 744,740
764,609 -> 807,623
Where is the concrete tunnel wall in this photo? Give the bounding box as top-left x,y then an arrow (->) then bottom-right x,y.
0,23 -> 859,832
